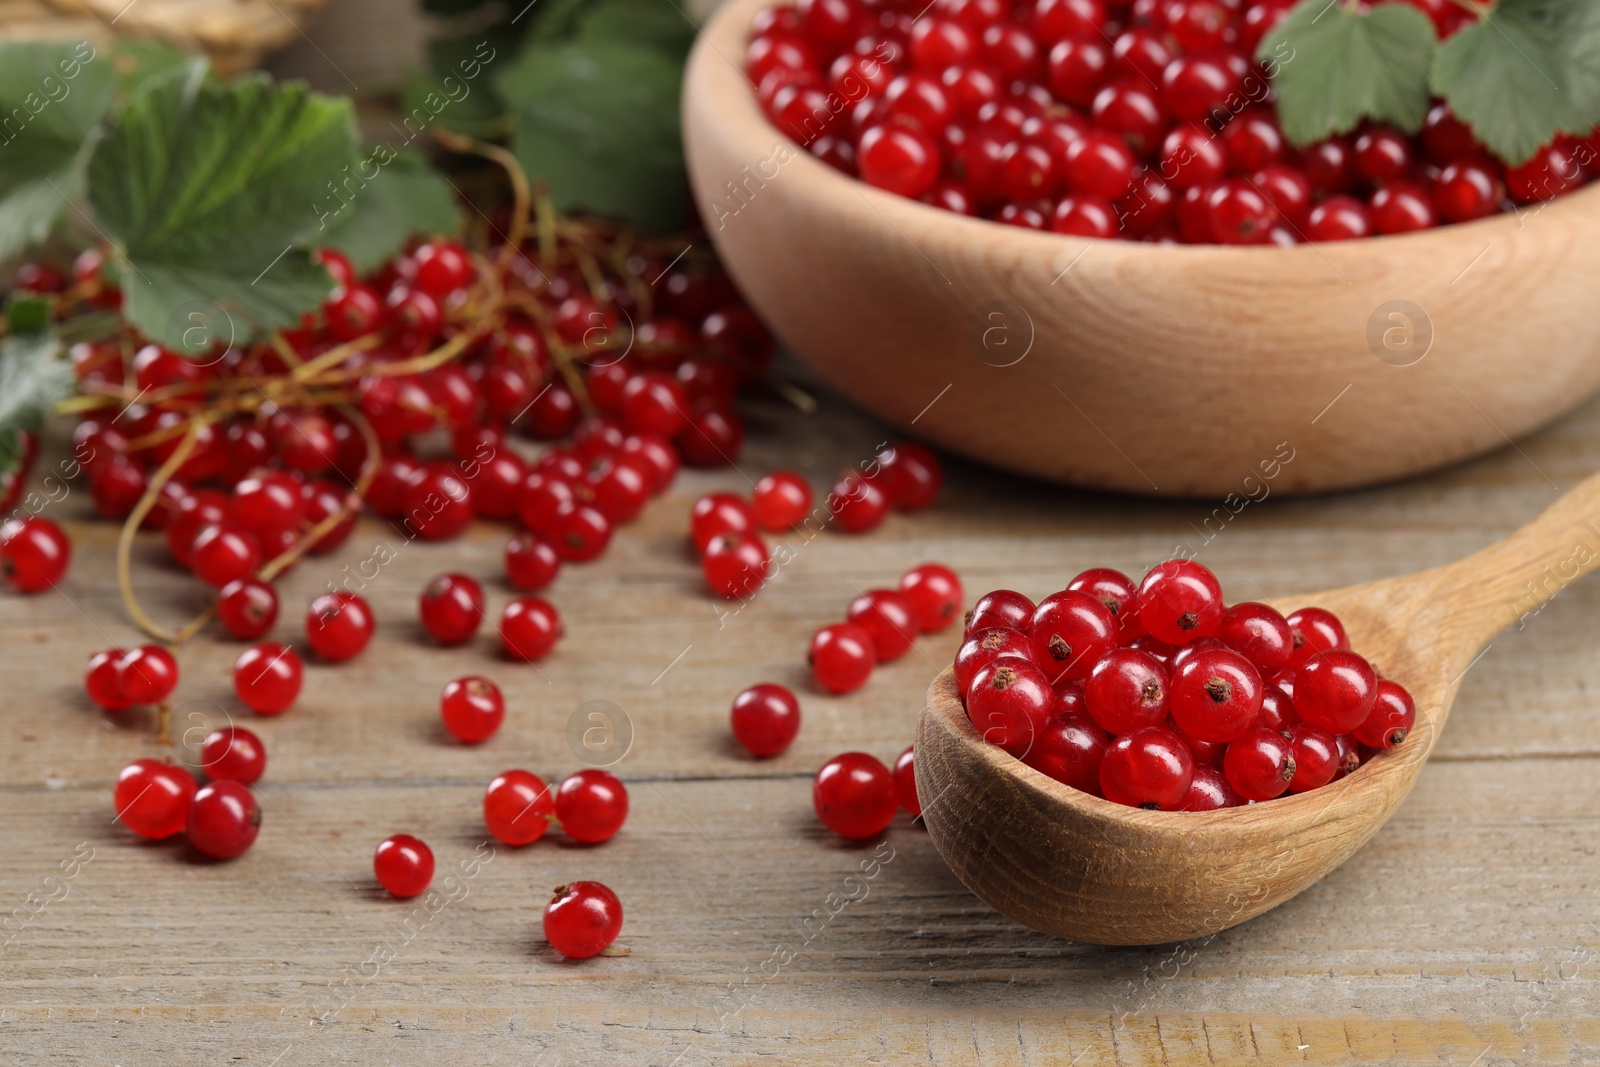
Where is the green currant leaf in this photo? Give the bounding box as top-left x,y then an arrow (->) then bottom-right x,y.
311,149 -> 461,274
1260,0 -> 1437,146
1431,0 -> 1600,166
497,38 -> 686,233
399,31 -> 516,142
108,39 -> 193,104
570,0 -> 697,58
0,41 -> 117,263
87,61 -> 356,351
0,333 -> 70,474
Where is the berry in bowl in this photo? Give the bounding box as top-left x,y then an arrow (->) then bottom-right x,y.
684,0 -> 1600,495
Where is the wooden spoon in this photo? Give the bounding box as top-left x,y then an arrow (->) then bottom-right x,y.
914,474 -> 1600,945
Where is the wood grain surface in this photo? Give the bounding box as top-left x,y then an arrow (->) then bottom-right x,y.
2,358 -> 1599,1065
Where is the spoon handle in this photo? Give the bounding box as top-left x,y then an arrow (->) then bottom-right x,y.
1433,470 -> 1600,650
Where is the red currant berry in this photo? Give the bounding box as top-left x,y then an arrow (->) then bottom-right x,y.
813,752 -> 897,838
1221,108 -> 1284,173
846,588 -> 920,662
119,644 -> 179,705
526,381 -> 582,440
1207,178 -> 1278,244
1370,180 -> 1437,234
1258,682 -> 1298,734
1334,732 -> 1360,779
374,834 -> 434,898
1169,647 -> 1263,743
549,501 -> 613,562
1214,601 -> 1293,676
731,682 -> 802,758
911,16 -> 977,69
1066,567 -> 1140,637
216,577 -> 278,641
1285,605 -> 1348,666
1222,726 -> 1296,801
412,240 -> 475,296
187,780 -> 261,859
544,880 -> 624,959
899,563 -> 963,632
620,372 -> 689,438
234,642 -> 303,716
809,622 -> 877,693
1159,123 -> 1227,190
1353,125 -> 1413,183
858,124 -> 942,198
200,726 -> 266,785
1433,157 -> 1503,222
231,472 -> 305,540
966,589 -> 1035,633
1303,136 -> 1356,196
1161,52 -> 1241,125
1022,714 -> 1109,793
826,473 -> 890,533
873,442 -> 943,511
419,573 -> 485,646
1421,102 -> 1481,161
1029,590 -> 1117,684
0,516 -> 70,592
1179,764 -> 1243,810
690,492 -> 757,552
1294,650 -> 1378,733
439,676 -> 505,744
506,531 -> 561,592
114,759 -> 197,839
326,284 -> 383,340
1168,635 -> 1227,674
584,453 -> 652,522
555,769 -> 629,844
702,532 -> 771,600
1047,36 -> 1111,106
753,471 -> 813,531
1135,559 -> 1223,644
1353,678 -> 1415,748
1093,78 -> 1166,152
620,433 -> 679,495
967,658 -> 1053,755
190,522 -> 262,588
1062,132 -> 1137,198
1051,194 -> 1119,237
1286,722 -> 1339,793
484,769 -> 554,845
307,591 -> 374,662
1083,647 -> 1169,734
1100,726 -> 1193,809
501,595 -> 561,661
953,626 -> 1034,692
402,461 -> 476,541
1111,27 -> 1172,83
89,457 -> 146,520
86,648 -> 131,711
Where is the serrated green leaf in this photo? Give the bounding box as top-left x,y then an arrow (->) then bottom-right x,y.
497,39 -> 686,232
1431,0 -> 1600,166
0,333 -> 69,472
311,150 -> 461,274
0,41 -> 116,262
108,40 -> 193,103
1260,0 -> 1437,145
88,61 -> 356,349
6,293 -> 52,334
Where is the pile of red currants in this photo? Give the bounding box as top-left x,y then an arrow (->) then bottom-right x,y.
748,0 -> 1597,242
953,559 -> 1414,809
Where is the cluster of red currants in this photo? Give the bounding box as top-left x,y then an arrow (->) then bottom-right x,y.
809,562 -> 963,693
749,0 -> 1597,242
113,728 -> 265,861
954,558 -> 1415,809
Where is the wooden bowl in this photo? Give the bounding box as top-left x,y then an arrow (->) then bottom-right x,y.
682,0 -> 1600,497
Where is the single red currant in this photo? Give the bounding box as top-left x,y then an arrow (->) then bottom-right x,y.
501,596 -> 562,661
555,769 -> 629,844
702,532 -> 771,600
1214,601 -> 1293,676
114,759 -> 197,839
1294,650 -> 1378,733
1286,722 -> 1339,793
813,752 -> 897,838
1169,647 -> 1264,743
306,591 -> 374,662
440,676 -> 505,744
966,589 -> 1035,633
1083,647 -> 1169,734
1135,559 -> 1224,644
0,517 -> 70,592
1258,683 -> 1299,734
217,577 -> 279,641
1099,726 -> 1194,809
187,780 -> 261,859
1029,590 -> 1117,684
119,645 -> 179,705
234,642 -> 303,716
200,726 -> 267,785
483,769 -> 554,845
86,648 -> 131,712
505,531 -> 561,592
690,492 -> 758,551
1306,195 -> 1372,241
1222,727 -> 1296,801
827,474 -> 890,533
1066,567 -> 1140,636
731,682 -> 802,758
809,622 -> 877,693
1179,764 -> 1243,810
953,626 -> 1034,692
874,442 -> 943,511
374,834 -> 435,898
967,658 -> 1053,756
892,745 -> 920,815
1354,678 -> 1415,749
1022,714 -> 1109,793
1370,180 -> 1437,234
1285,606 -> 1349,666
858,124 -> 942,198
544,880 -> 624,958
846,588 -> 920,662
190,523 -> 263,588
899,563 -> 963,632
419,573 -> 485,646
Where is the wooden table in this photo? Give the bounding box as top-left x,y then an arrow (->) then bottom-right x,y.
3,364 -> 1598,1066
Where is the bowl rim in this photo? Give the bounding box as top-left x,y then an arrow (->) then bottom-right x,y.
689,0 -> 1600,263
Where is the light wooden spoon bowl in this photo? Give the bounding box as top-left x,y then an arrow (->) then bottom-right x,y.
913,474 -> 1600,945
683,0 -> 1600,497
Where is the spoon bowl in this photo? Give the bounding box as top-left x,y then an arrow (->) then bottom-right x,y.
914,474 -> 1600,944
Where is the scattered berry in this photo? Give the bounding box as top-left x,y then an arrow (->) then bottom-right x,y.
217,577 -> 279,640
501,596 -> 562,661
555,769 -> 630,843
187,780 -> 261,859
484,769 -> 554,845
419,573 -> 485,646
374,834 -> 435,898
809,622 -> 877,693
114,759 -> 197,839
898,563 -> 963,632
813,752 -> 897,839
0,516 -> 70,592
306,591 -> 375,662
234,642 -> 303,716
730,682 -> 802,758
440,676 -> 505,744
544,880 -> 624,959
200,726 -> 267,785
